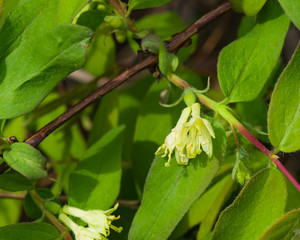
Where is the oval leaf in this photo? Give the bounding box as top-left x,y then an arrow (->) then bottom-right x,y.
218,1 -> 290,103
258,209 -> 300,240
211,167 -> 287,240
68,126 -> 125,210
129,122 -> 225,240
0,170 -> 33,192
268,43 -> 300,152
0,223 -> 60,240
129,155 -> 220,240
3,143 -> 47,180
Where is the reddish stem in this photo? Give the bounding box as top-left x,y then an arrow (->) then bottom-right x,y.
234,121 -> 300,191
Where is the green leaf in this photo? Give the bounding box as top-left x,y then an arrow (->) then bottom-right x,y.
278,0 -> 300,30
0,0 -> 4,21
268,44 -> 300,152
2,117 -> 26,142
69,126 -> 125,210
129,155 -> 220,240
3,143 -> 47,180
24,189 -> 55,220
134,12 -> 197,62
237,16 -> 256,38
84,33 -> 115,76
0,119 -> 5,134
57,0 -> 89,24
0,0 -> 93,119
77,9 -> 109,32
218,1 -> 290,103
129,122 -> 225,240
87,90 -> 119,147
211,167 -> 287,240
118,75 -> 153,161
0,223 -> 60,240
128,0 -> 172,10
159,44 -> 178,75
141,34 -> 162,54
0,170 -> 33,192
0,194 -> 22,227
285,176 -> 300,212
258,209 -> 300,240
230,0 -> 267,16
171,174 -> 234,239
132,79 -> 183,195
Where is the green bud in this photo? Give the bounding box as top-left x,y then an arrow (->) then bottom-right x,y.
104,16 -> 125,29
115,30 -> 126,43
183,89 -> 196,106
44,201 -> 62,215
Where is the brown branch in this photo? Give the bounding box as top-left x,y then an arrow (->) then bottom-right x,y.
0,2 -> 231,173
25,2 -> 231,147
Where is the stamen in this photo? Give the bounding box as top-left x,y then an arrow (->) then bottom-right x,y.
187,143 -> 193,148
202,141 -> 207,145
110,224 -> 123,233
179,152 -> 185,157
162,150 -> 168,157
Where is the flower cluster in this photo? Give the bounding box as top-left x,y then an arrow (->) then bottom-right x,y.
58,203 -> 122,240
155,103 -> 215,167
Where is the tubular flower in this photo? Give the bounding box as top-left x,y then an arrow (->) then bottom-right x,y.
156,103 -> 215,166
59,203 -> 122,240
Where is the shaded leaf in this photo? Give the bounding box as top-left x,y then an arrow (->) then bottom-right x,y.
132,79 -> 183,195
211,167 -> 287,240
218,1 -> 290,103
0,170 -> 33,192
23,189 -> 54,220
258,209 -> 300,240
268,43 -> 300,152
69,126 -> 125,210
87,90 -> 119,147
0,195 -> 22,227
134,12 -> 197,62
0,223 -> 60,240
128,0 -> 172,10
171,174 -> 234,239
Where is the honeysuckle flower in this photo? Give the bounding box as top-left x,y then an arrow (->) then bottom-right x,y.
59,213 -> 101,240
156,102 -> 215,166
59,203 -> 122,240
155,106 -> 191,167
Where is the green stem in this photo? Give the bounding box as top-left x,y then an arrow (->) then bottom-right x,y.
29,190 -> 73,240
168,75 -> 300,191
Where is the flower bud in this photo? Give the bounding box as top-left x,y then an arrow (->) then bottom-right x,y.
183,89 -> 196,106
104,16 -> 125,29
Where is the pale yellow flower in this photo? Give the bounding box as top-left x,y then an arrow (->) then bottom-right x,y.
156,103 -> 215,166
59,203 -> 122,240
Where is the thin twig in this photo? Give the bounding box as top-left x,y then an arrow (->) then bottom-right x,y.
24,2 -> 231,148
0,192 -> 25,199
0,192 -> 141,209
